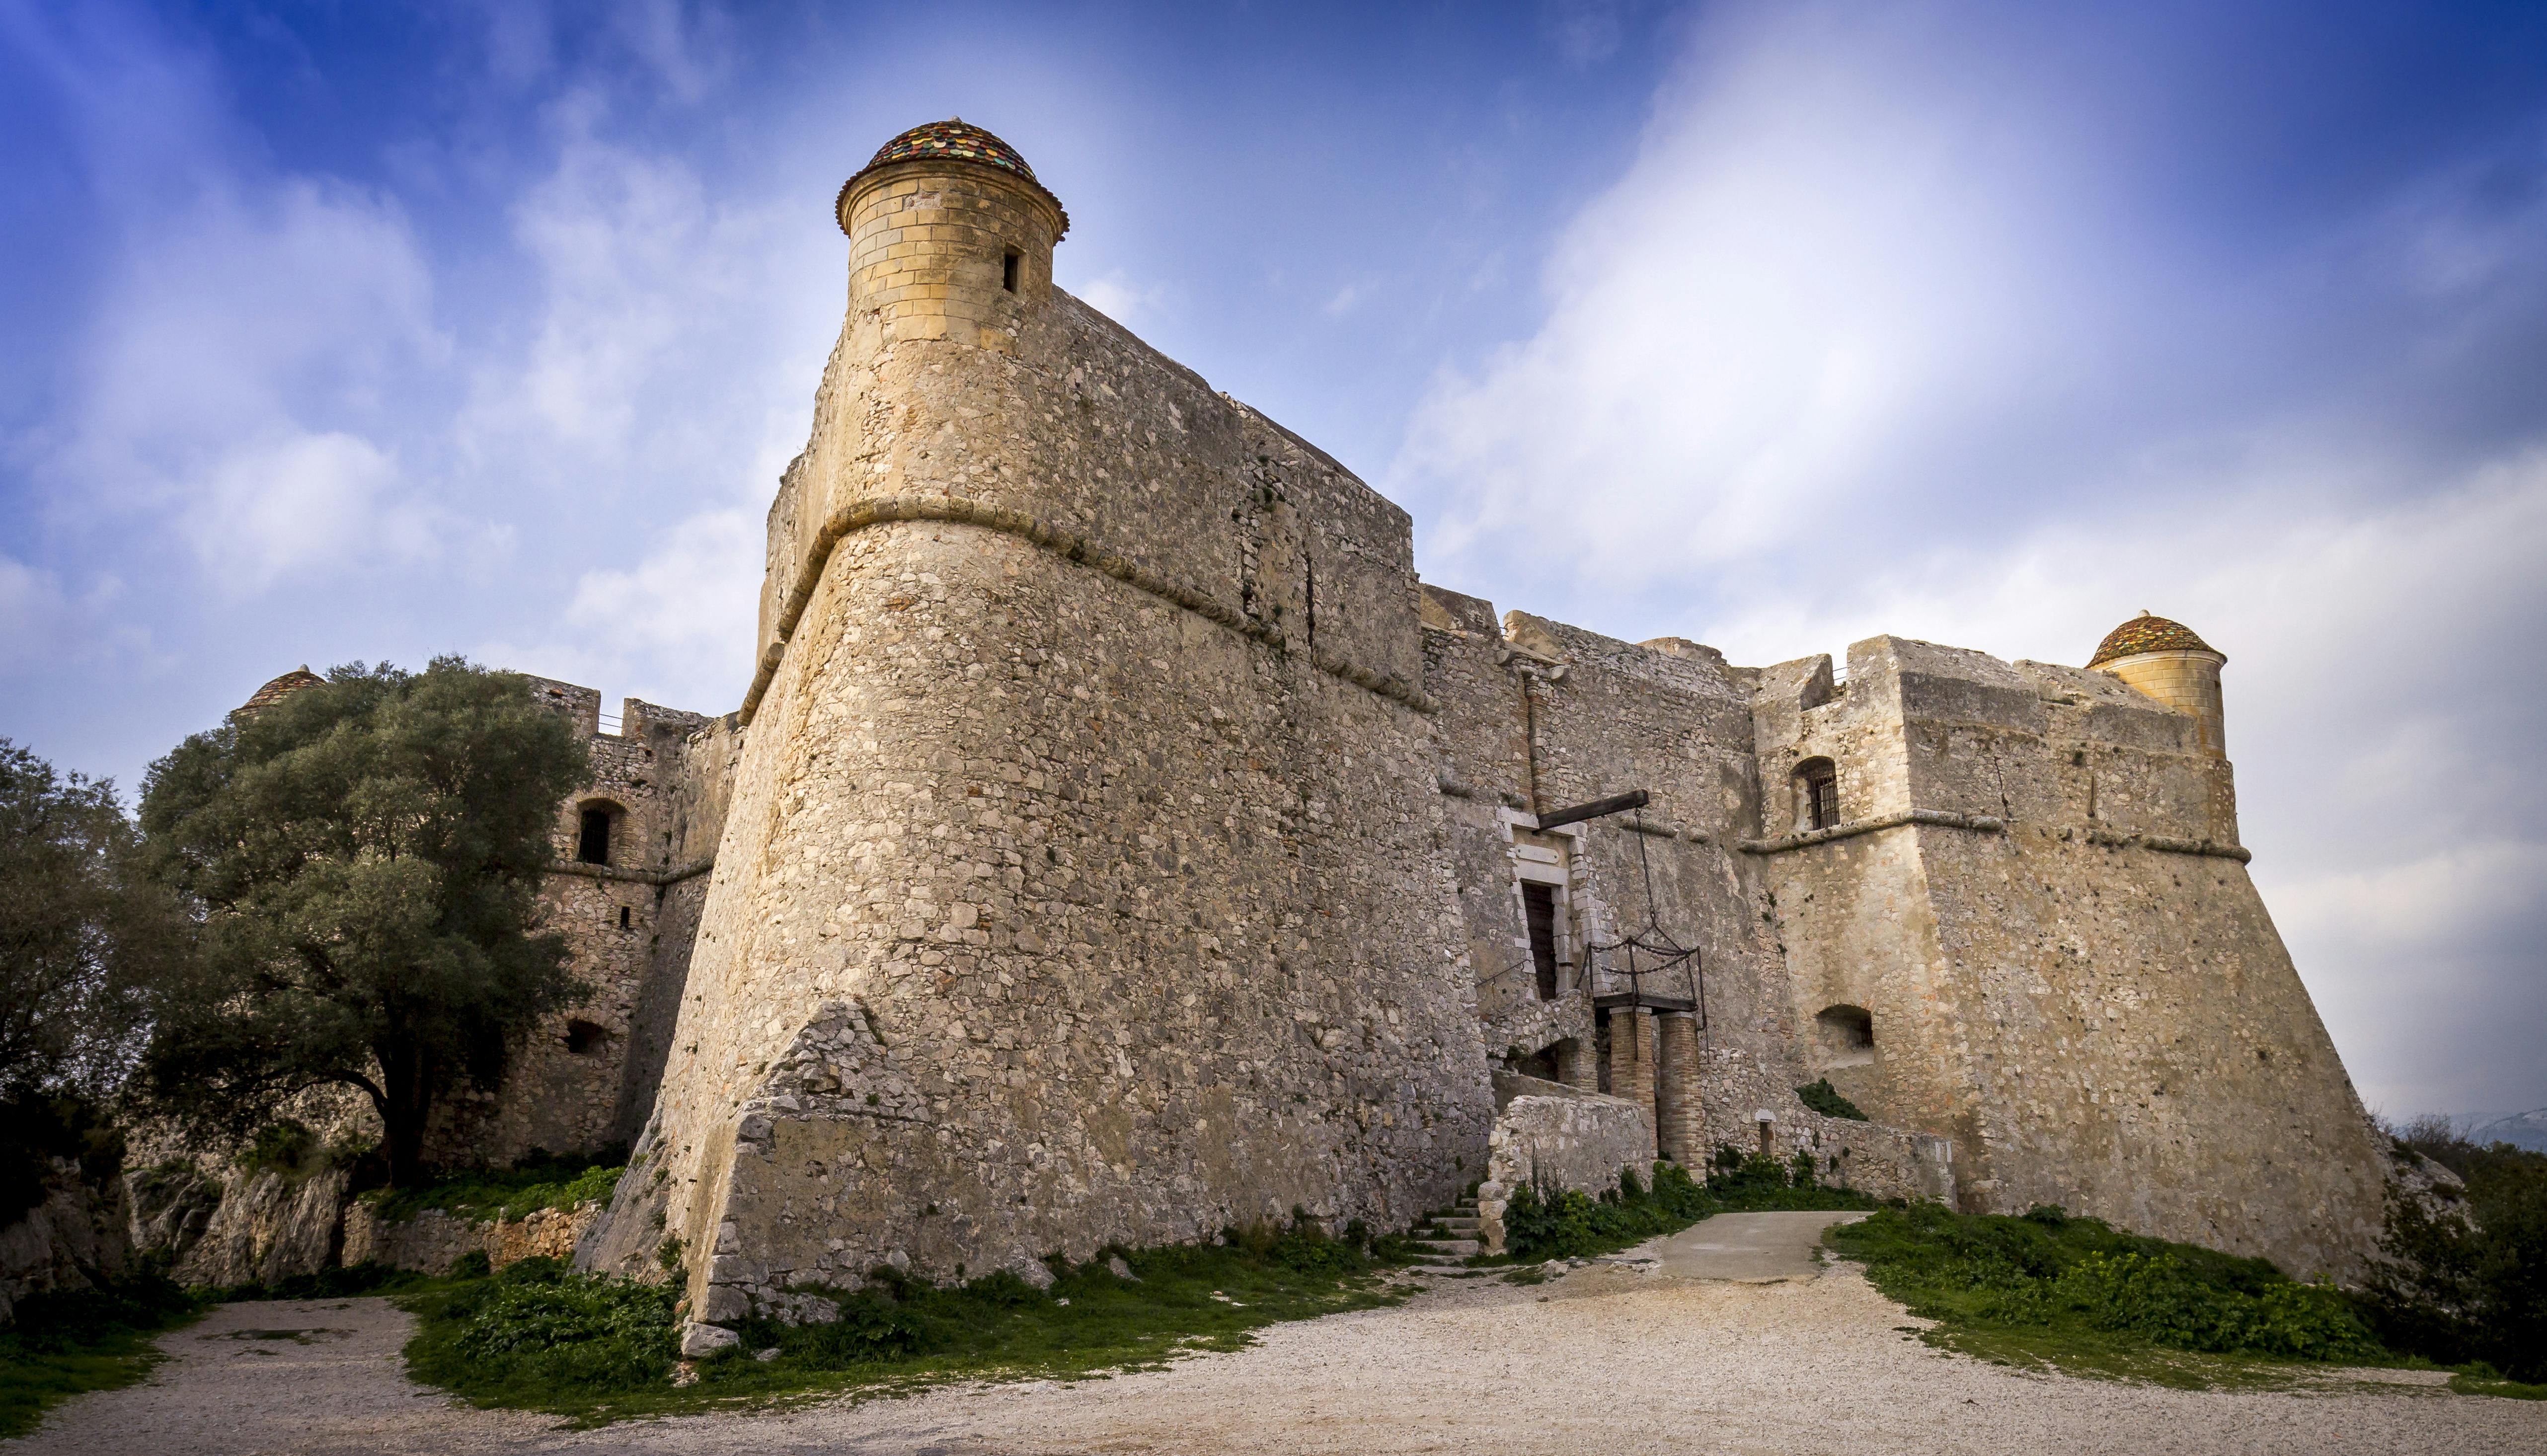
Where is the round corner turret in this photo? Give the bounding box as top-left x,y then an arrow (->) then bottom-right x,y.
2088,611 -> 2227,757
835,119 -> 1068,352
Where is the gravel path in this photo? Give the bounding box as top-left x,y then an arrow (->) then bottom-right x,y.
12,1260 -> 2541,1455
1632,1209 -> 1870,1280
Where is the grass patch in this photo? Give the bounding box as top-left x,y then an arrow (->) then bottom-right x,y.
2451,1369 -> 2547,1400
366,1151 -> 624,1226
0,1275 -> 204,1439
1825,1202 -> 2391,1389
401,1218 -> 1407,1424
1493,1149 -> 1879,1264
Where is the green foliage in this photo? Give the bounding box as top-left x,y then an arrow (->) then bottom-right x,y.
135,659 -> 591,1187
1794,1078 -> 1868,1120
1500,1152 -> 1877,1263
2359,1119 -> 2547,1382
0,1275 -> 203,1439
206,1260 -> 430,1304
0,1097 -> 127,1227
1827,1202 -> 2383,1381
0,739 -> 185,1216
235,1119 -> 319,1178
367,1151 -> 625,1225
401,1217 -> 1401,1424
406,1257 -> 681,1402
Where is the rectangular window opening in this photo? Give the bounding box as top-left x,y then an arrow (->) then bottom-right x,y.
1523,882 -> 1560,1000
1002,249 -> 1021,293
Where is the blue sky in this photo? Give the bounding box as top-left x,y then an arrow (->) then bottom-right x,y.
3,0 -> 2543,1122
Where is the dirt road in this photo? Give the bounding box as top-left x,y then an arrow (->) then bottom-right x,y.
13,1240 -> 2541,1455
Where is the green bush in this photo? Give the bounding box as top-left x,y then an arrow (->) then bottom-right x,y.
367,1151 -> 624,1226
402,1213 -> 1398,1422
1795,1079 -> 1868,1120
2359,1121 -> 2547,1382
406,1258 -> 680,1399
1499,1153 -> 1874,1263
1827,1202 -> 2382,1369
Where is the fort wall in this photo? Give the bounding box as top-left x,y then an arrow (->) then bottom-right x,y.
1754,636 -> 2385,1275
586,171 -> 1492,1312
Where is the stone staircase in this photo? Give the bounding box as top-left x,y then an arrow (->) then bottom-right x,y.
1400,1194 -> 1482,1272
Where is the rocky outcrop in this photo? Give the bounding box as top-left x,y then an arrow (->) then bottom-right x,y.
125,1162 -> 224,1269
0,1160 -> 133,1325
170,1168 -> 348,1288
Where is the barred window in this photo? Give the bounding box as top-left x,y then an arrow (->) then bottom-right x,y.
1795,758 -> 1841,832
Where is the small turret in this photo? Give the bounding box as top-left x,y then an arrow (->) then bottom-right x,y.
231,665 -> 322,722
2088,612 -> 2227,757
835,119 -> 1068,353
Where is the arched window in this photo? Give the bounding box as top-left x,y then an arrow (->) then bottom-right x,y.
575,801 -> 621,865
1815,1004 -> 1875,1067
1793,758 -> 1841,832
563,1019 -> 609,1056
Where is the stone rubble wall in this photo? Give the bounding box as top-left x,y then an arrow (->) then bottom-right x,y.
1474,1073 -> 1656,1255
1753,635 -> 2386,1277
1693,1047 -> 1953,1203
341,1200 -> 604,1275
587,249 -> 1492,1320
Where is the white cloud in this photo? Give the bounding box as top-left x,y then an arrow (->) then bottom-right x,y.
184,431 -> 433,593
37,155 -> 447,596
1074,269 -> 1168,329
1390,0 -> 2547,1117
476,507 -> 760,715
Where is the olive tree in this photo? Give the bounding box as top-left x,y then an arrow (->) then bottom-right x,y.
137,658 -> 590,1187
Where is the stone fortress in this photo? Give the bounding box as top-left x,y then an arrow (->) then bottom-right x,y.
240,120 -> 2389,1324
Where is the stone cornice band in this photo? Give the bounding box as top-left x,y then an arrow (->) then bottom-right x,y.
1742,809 -> 2005,854
736,494 -> 1439,726
549,856 -> 717,888
1741,810 -> 2250,863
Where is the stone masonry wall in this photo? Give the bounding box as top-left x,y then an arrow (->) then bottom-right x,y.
1474,1072 -> 1655,1255
1754,635 -> 2385,1276
584,230 -> 1491,1317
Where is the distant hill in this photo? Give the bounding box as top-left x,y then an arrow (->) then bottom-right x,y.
2470,1108 -> 2547,1153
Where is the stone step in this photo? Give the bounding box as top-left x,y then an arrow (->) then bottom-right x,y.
1405,1237 -> 1481,1256
1427,1216 -> 1479,1232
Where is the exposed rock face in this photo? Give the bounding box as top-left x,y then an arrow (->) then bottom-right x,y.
125,1162 -> 223,1268
170,1169 -> 347,1288
0,1161 -> 132,1324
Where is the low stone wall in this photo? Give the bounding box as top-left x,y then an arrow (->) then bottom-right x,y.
341,1200 -> 603,1275
1475,1072 -> 1656,1255
1695,1047 -> 1954,1203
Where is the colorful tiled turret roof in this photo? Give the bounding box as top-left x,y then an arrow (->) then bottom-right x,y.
2087,613 -> 2222,668
839,119 -> 1068,238
863,119 -> 1040,181
233,666 -> 323,720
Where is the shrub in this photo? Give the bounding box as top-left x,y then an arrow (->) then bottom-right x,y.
2358,1122 -> 2547,1382
1795,1079 -> 1868,1120
1828,1203 -> 2383,1367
